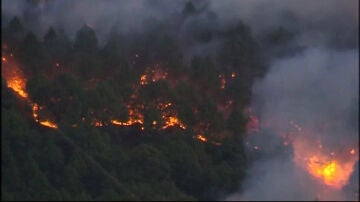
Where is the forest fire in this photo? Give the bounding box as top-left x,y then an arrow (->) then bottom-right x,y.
139,65 -> 168,85
293,138 -> 357,190
2,56 -> 28,98
161,116 -> 187,130
245,109 -> 358,192
2,53 -> 58,129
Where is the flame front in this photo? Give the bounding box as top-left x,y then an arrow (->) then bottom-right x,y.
3,53 -> 57,129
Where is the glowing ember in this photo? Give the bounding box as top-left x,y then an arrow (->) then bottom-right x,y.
195,134 -> 207,142
2,57 -> 6,62
140,74 -> 147,85
231,73 -> 236,78
32,103 -> 58,129
94,121 -> 103,127
161,116 -> 187,130
39,120 -> 58,128
139,66 -> 168,85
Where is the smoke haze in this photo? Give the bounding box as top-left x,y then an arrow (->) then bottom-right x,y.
227,48 -> 358,201
2,0 -> 358,201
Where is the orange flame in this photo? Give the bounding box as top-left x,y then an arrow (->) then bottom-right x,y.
161,116 -> 187,130
32,103 -> 58,129
195,134 -> 207,142
3,53 -> 58,129
293,136 -> 357,190
306,155 -> 355,189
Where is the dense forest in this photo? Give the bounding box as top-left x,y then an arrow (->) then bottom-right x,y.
0,1 -> 301,201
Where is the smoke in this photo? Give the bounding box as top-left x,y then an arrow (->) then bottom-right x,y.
1,0 -> 358,49
214,1 -> 358,201
2,0 -> 358,200
227,47 -> 358,201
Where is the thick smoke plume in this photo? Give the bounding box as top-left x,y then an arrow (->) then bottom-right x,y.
227,48 -> 358,201
2,0 -> 358,201
1,0 -> 358,49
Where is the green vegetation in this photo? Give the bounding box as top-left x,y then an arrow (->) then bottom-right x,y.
1,3 -> 267,200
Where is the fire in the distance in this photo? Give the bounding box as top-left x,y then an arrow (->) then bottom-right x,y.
245,107 -> 358,190
1,52 -> 217,145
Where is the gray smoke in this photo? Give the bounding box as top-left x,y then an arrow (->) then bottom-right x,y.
1,0 -> 358,49
2,0 -> 358,200
226,47 -> 358,201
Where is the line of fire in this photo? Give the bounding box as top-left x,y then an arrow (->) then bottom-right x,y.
3,44 -> 357,193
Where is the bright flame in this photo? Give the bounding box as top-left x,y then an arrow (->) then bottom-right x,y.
3,54 -> 58,129
306,155 -> 354,189
162,116 -> 187,130
32,103 -> 58,129
293,137 -> 357,190
39,120 -> 58,128
7,76 -> 28,98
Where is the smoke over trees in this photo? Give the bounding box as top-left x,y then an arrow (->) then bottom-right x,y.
2,0 -> 358,201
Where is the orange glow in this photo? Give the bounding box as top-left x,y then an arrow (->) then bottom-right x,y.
231,73 -> 236,78
162,116 -> 187,130
139,66 -> 168,85
39,120 -> 58,128
32,103 -> 58,129
2,55 -> 58,129
2,61 -> 29,98
306,155 -> 354,189
140,74 -> 147,85
195,134 -> 207,142
110,104 -> 144,127
7,76 -> 29,98
55,63 -> 60,67
95,122 -> 103,127
293,137 -> 357,190
2,57 -> 6,62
